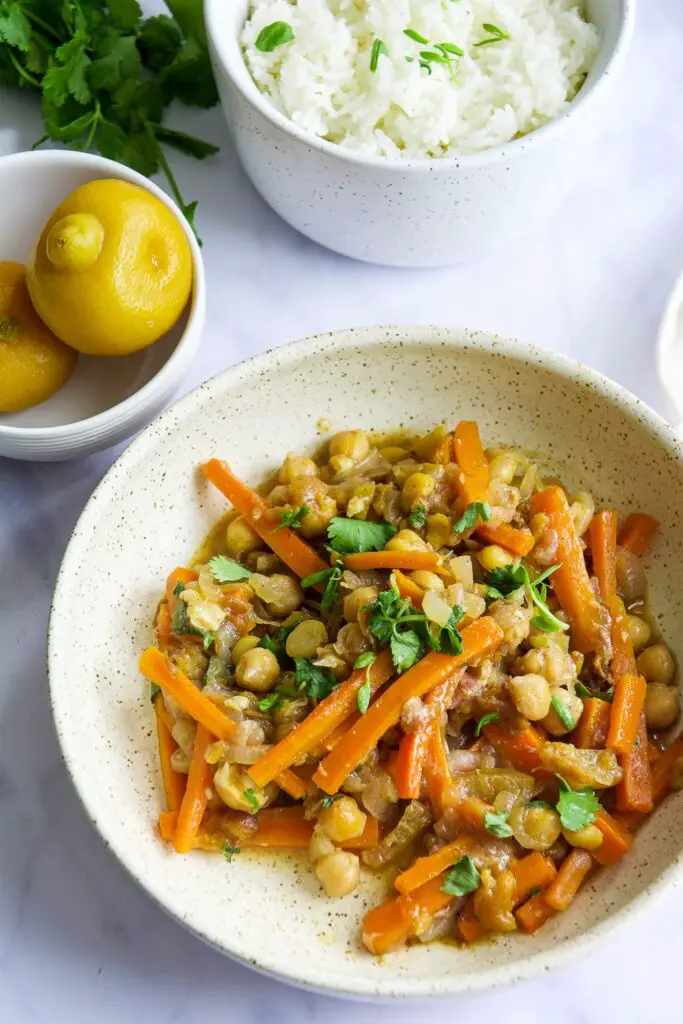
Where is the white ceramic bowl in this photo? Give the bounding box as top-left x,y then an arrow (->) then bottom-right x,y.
206,0 -> 634,267
0,150 -> 205,462
49,325 -> 683,999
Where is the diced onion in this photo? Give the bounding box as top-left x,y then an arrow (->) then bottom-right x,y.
423,590 -> 455,628
447,555 -> 474,590
616,546 -> 647,601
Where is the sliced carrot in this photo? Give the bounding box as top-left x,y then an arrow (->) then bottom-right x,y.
393,570 -> 425,609
166,567 -> 198,611
313,618 -> 504,795
590,510 -> 618,603
394,837 -> 476,895
390,730 -> 429,800
592,808 -> 635,865
363,872 -> 453,954
202,459 -> 329,581
571,697 -> 611,749
476,523 -> 535,557
140,647 -> 237,741
158,809 -> 177,842
275,768 -> 312,800
618,513 -> 659,556
609,594 -> 637,678
515,892 -> 555,934
482,721 -> 546,774
174,723 -> 212,854
343,551 -> 440,572
242,807 -> 313,847
423,717 -> 452,817
651,737 -> 683,803
615,713 -> 653,813
530,487 -> 605,654
249,649 -> 394,787
457,795 -> 492,831
511,852 -> 558,905
314,712 -> 362,756
607,673 -> 647,756
452,421 -> 489,504
458,899 -> 485,942
153,694 -> 186,812
543,849 -> 593,911
155,602 -> 173,650
344,814 -> 381,851
648,743 -> 663,765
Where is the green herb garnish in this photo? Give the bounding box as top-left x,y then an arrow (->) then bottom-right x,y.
483,810 -> 513,838
366,585 -> 463,673
527,800 -> 554,810
474,23 -> 510,46
302,565 -> 343,612
404,29 -> 429,44
555,775 -> 600,832
441,855 -> 481,897
453,501 -> 491,533
276,505 -> 309,531
294,658 -> 339,701
222,843 -> 241,862
243,789 -> 260,813
527,885 -> 542,899
370,37 -> 388,72
208,554 -> 252,583
354,652 -> 377,713
255,21 -> 294,52
575,681 -> 614,703
485,562 -> 567,633
408,503 -> 427,529
170,594 -> 214,650
550,694 -> 578,732
327,517 -> 396,555
474,711 -> 499,737
150,682 -> 162,702
320,794 -> 343,810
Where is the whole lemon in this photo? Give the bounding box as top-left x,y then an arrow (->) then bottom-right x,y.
27,179 -> 193,357
0,262 -> 77,413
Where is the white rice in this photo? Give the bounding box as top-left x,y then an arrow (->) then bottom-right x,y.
241,0 -> 599,159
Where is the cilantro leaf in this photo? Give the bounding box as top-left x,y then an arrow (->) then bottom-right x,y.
357,679 -> 372,714
441,855 -> 481,897
276,505 -> 309,531
106,0 -> 143,32
257,636 -> 288,667
474,711 -> 499,737
354,652 -> 377,671
170,593 -> 214,650
222,843 -> 240,863
453,501 -> 492,533
257,688 -> 285,711
255,21 -> 294,52
243,788 -> 260,813
43,32 -> 92,107
137,14 -> 183,71
294,659 -> 339,701
408,503 -> 427,529
302,566 -> 342,613
320,794 -> 343,810
575,681 -> 614,703
328,517 -> 397,555
89,33 -> 141,92
527,800 -> 554,810
391,629 -> 423,673
485,562 -> 567,633
438,607 -> 464,656
485,562 -> 528,598
208,555 -> 252,583
555,775 -> 600,832
550,694 -> 578,731
483,810 -> 513,838
0,5 -> 31,52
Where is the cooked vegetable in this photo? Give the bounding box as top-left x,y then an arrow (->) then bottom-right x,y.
343,550 -> 440,572
452,420 -> 489,503
607,673 -> 647,755
571,697 -> 611,749
174,723 -> 212,854
361,800 -> 432,869
511,852 -> 557,904
140,647 -> 237,741
590,510 -> 618,602
154,694 -> 186,812
476,523 -> 535,557
394,837 -> 476,894
515,891 -> 555,933
618,513 -> 659,556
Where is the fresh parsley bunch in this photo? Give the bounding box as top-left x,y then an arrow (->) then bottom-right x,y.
0,0 -> 218,234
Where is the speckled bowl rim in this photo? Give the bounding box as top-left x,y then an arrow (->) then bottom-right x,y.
0,149 -> 205,440
206,0 -> 635,173
48,324 -> 683,1000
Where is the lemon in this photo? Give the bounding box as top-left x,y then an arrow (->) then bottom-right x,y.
27,179 -> 193,357
0,262 -> 77,413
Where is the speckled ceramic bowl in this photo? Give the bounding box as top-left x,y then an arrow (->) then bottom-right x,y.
206,0 -> 634,267
49,326 -> 683,999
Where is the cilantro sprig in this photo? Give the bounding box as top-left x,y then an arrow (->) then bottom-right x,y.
276,505 -> 309,531
485,562 -> 567,633
483,810 -> 513,838
555,775 -> 601,832
301,565 -> 343,612
222,843 -> 241,863
354,652 -> 377,713
408,503 -> 427,529
170,582 -> 214,650
453,501 -> 491,533
474,711 -> 499,737
441,855 -> 481,897
327,517 -> 396,555
365,580 -> 463,673
294,658 -> 339,701
208,555 -> 252,583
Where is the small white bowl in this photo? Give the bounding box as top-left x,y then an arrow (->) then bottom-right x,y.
206,0 -> 635,267
0,150 -> 205,462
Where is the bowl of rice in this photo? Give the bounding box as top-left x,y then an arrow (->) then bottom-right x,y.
206,0 -> 634,267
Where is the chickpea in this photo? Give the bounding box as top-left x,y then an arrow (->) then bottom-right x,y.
410,570 -> 444,592
400,472 -> 435,513
315,850 -> 360,898
626,614 -> 652,651
171,716 -> 196,757
329,454 -> 355,475
343,586 -> 379,623
426,513 -> 452,549
477,545 -> 516,572
488,453 -> 518,485
287,477 -> 337,539
263,574 -> 304,617
267,484 -> 290,507
329,430 -> 370,464
213,763 -> 277,812
669,756 -> 683,790
542,687 -> 583,736
473,868 -> 517,933
380,446 -> 409,463
231,634 -> 260,665
386,529 -> 429,553
235,647 -> 280,693
562,824 -> 603,851
286,619 -> 328,659
226,516 -> 262,556
309,827 -> 335,862
508,673 -> 552,721
644,682 -> 680,729
318,795 -> 367,843
509,803 -> 562,851
279,453 -> 317,484
170,748 -> 191,773
637,644 -> 676,685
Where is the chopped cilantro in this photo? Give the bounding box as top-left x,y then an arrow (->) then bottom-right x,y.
327,517 -> 396,555
243,788 -> 260,813
302,565 -> 343,612
483,810 -> 513,838
555,775 -> 600,832
485,562 -> 567,633
474,711 -> 499,737
222,843 -> 241,862
294,658 -> 339,701
453,501 -> 492,533
408,503 -> 427,529
255,21 -> 295,52
441,855 -> 481,897
365,586 -> 463,674
276,505 -> 309,531
208,555 -> 252,582
550,694 -> 578,731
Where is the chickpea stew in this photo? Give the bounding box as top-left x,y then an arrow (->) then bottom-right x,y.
140,420 -> 683,953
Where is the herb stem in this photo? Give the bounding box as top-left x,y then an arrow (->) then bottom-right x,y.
8,50 -> 41,88
25,11 -> 64,43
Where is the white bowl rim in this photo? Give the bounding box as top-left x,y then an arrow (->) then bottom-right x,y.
48,324 -> 683,999
206,0 -> 636,174
0,148 -> 205,439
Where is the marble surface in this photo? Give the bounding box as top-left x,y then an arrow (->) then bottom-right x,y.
2,1 -> 683,1020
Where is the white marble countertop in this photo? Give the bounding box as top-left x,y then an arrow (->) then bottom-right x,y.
2,2 -> 683,1020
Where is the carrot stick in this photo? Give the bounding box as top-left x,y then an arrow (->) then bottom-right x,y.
275,768 -> 312,800
615,713 -> 653,813
155,602 -> 173,650
476,523 -> 535,557
511,852 -> 558,905
140,647 -> 237,741
424,717 -> 452,817
202,459 -> 329,581
530,487 -> 605,654
571,697 -> 611,749
458,899 -> 485,942
166,567 -> 198,611
390,730 -> 429,799
343,551 -> 440,572
158,809 -> 178,842
394,837 -> 476,894
393,570 -> 425,609
592,808 -> 635,865
648,743 -> 662,765
362,872 -> 453,954
343,814 -> 381,851
590,510 -> 618,602
313,618 -> 503,795
515,892 -> 555,934
607,673 -> 647,755
243,807 -> 313,847
452,421 -> 489,504
609,594 -> 637,678
249,649 -> 395,787
651,737 -> 683,803
543,849 -> 593,911
457,795 -> 492,831
482,721 -> 546,774
618,513 -> 659,556
174,723 -> 212,854
154,694 -> 186,812
314,712 -> 362,756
